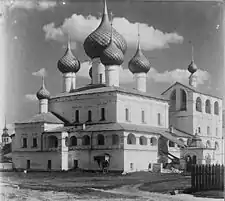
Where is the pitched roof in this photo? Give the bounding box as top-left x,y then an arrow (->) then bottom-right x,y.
15,112 -> 64,124
50,84 -> 168,102
161,82 -> 222,100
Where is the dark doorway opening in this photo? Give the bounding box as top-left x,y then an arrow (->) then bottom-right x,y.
74,160 -> 78,169
27,160 -> 30,169
47,160 -> 51,170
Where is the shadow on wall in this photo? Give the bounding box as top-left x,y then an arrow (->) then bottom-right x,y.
157,136 -> 168,164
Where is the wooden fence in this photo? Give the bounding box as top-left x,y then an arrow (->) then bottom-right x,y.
191,164 -> 224,192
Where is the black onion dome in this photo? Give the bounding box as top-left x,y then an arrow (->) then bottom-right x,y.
188,60 -> 197,74
83,0 -> 127,59
89,67 -> 92,78
57,42 -> 80,74
100,40 -> 124,66
128,44 -> 151,74
36,77 -> 50,100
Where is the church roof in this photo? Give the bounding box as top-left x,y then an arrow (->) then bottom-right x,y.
161,82 -> 222,100
15,112 -> 64,124
51,84 -> 168,102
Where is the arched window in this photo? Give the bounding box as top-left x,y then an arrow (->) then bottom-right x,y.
87,110 -> 92,122
169,90 -> 176,111
127,133 -> 136,145
82,135 -> 90,145
97,134 -> 105,145
125,108 -> 129,121
139,136 -> 147,145
206,140 -> 211,148
214,102 -> 219,115
112,134 -> 119,145
65,137 -> 68,147
48,136 -> 58,148
180,89 -> 187,111
150,137 -> 157,146
196,97 -> 202,112
169,141 -> 175,147
205,99 -> 211,114
215,141 -> 219,150
207,126 -> 210,135
70,136 -> 77,146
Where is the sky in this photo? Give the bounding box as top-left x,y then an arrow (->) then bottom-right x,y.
2,0 -> 224,132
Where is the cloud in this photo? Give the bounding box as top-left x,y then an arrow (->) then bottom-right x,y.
43,14 -> 183,51
6,0 -> 57,11
25,94 -> 38,102
148,68 -> 210,85
32,68 -> 47,77
77,61 -> 210,86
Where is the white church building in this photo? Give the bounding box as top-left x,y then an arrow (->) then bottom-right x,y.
11,0 -> 223,172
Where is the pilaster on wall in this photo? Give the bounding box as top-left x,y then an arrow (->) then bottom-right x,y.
61,132 -> 69,171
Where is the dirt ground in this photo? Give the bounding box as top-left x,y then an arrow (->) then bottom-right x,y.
0,171 -> 223,201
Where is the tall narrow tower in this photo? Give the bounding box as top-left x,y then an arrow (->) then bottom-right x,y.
100,12 -> 124,86
83,0 -> 127,85
128,24 -> 151,92
57,35 -> 80,92
188,43 -> 198,87
36,76 -> 50,114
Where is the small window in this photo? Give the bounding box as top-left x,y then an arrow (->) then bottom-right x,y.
180,89 -> 187,111
82,135 -> 90,145
157,113 -> 161,125
97,134 -> 105,145
75,110 -> 79,123
125,108 -> 129,121
99,73 -> 103,84
198,127 -> 201,133
101,108 -> 105,121
214,102 -> 219,115
88,110 -> 92,122
139,136 -> 147,145
112,134 -> 119,145
196,97 -> 202,112
70,136 -> 77,146
22,138 -> 27,148
141,110 -> 145,123
169,141 -> 175,147
205,100 -> 211,114
33,138 -> 37,148
207,126 -> 210,135
127,133 -> 136,145
130,163 -> 133,170
150,137 -> 157,146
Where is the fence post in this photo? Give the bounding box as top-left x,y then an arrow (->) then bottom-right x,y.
212,164 -> 215,190
191,164 -> 196,191
221,165 -> 224,191
202,165 -> 205,190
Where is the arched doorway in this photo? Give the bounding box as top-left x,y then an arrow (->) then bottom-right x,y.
185,155 -> 192,172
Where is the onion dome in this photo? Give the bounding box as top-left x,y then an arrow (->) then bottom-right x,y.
57,39 -> 80,74
128,25 -> 151,74
188,60 -> 197,74
36,77 -> 50,100
100,19 -> 124,66
83,0 -> 127,59
188,44 -> 197,74
89,67 -> 92,78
